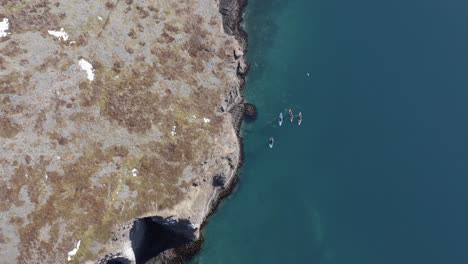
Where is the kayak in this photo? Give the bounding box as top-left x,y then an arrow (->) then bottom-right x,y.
298,112 -> 302,126
278,112 -> 283,126
289,109 -> 294,123
268,137 -> 274,148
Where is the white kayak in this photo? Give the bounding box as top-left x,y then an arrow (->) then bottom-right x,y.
298,112 -> 302,126
268,137 -> 274,148
278,112 -> 283,126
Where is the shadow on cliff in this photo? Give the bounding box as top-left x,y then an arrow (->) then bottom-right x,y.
106,257 -> 131,264
130,216 -> 196,264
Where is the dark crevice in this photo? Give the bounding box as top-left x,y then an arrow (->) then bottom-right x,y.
106,257 -> 131,264
130,216 -> 196,264
212,174 -> 226,187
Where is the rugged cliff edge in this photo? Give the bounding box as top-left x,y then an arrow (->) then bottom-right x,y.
0,0 -> 247,263
129,0 -> 249,263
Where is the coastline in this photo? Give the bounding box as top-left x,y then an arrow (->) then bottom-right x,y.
145,0 -> 249,262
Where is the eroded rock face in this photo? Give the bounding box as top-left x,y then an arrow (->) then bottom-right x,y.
0,0 -> 245,263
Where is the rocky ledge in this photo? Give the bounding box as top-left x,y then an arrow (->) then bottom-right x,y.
0,0 -> 247,263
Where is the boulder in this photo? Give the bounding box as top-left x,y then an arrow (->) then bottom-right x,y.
237,60 -> 248,75
243,103 -> 257,119
234,47 -> 244,59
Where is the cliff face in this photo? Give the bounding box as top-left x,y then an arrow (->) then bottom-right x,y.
0,0 -> 245,263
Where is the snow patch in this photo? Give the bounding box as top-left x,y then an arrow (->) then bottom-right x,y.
0,18 -> 10,38
78,59 -> 95,81
48,28 -> 69,41
67,240 -> 81,261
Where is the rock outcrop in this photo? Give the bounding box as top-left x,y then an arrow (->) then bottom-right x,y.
243,103 -> 257,119
0,0 -> 247,263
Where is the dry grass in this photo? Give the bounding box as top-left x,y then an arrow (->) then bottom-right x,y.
151,46 -> 189,81
47,131 -> 69,145
1,96 -> 24,115
158,31 -> 175,44
164,23 -> 180,34
0,41 -> 27,57
6,0 -> 60,34
36,53 -> 73,72
11,145 -> 126,262
136,5 -> 149,19
128,29 -> 137,39
0,56 -> 5,70
0,72 -> 30,95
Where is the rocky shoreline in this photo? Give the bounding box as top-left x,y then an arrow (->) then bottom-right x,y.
140,0 -> 250,263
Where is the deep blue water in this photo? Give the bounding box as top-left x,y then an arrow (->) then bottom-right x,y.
191,0 -> 468,263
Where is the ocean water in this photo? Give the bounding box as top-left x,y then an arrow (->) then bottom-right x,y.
191,0 -> 468,263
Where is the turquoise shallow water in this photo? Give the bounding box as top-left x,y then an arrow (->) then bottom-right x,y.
191,0 -> 468,263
